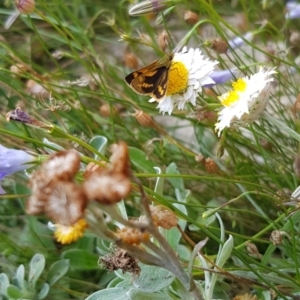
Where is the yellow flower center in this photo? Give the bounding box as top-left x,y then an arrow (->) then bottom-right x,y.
166,61 -> 189,96
219,78 -> 247,107
54,219 -> 88,245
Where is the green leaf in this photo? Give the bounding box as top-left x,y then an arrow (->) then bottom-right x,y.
85,287 -> 130,300
15,265 -> 25,290
126,288 -> 173,300
62,249 -> 98,270
47,259 -> 70,286
133,264 -> 175,293
90,136 -> 108,159
0,273 -> 10,296
215,235 -> 234,268
153,167 -> 164,196
37,283 -> 49,299
28,254 -> 46,288
6,285 -> 22,299
166,163 -> 185,191
129,147 -> 156,173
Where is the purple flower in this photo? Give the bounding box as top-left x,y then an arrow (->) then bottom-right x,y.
204,69 -> 238,88
286,2 -> 300,19
0,144 -> 35,194
228,32 -> 254,52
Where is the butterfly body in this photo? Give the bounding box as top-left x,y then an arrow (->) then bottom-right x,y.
125,52 -> 174,101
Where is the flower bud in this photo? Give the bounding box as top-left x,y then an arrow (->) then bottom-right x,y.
205,158 -> 219,174
116,227 -> 149,245
150,205 -> 177,229
184,10 -> 199,25
15,0 -> 35,14
211,38 -> 228,54
133,110 -> 157,128
124,52 -> 139,70
245,241 -> 262,259
10,63 -> 27,78
129,0 -> 174,17
158,30 -> 169,53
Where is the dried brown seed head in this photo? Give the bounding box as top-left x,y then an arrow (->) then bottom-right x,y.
133,110 -> 157,128
150,205 -> 178,229
158,30 -> 169,53
245,241 -> 262,259
184,10 -> 199,25
232,293 -> 258,300
116,227 -> 149,245
100,248 -> 140,275
204,158 -> 219,174
124,52 -> 139,70
211,38 -> 229,54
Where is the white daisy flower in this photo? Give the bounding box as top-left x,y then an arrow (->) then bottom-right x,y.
215,67 -> 277,136
149,47 -> 218,115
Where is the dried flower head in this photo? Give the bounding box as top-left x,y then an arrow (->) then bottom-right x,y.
27,149 -> 87,226
83,142 -> 131,204
245,241 -> 262,259
124,52 -> 139,70
184,10 -> 199,25
45,181 -> 87,225
42,150 -> 81,181
158,30 -> 169,53
54,219 -> 88,244
204,158 -> 219,174
116,227 -> 150,245
6,107 -> 51,129
211,38 -> 229,54
15,0 -> 35,14
100,248 -> 140,275
232,293 -> 258,300
150,205 -> 178,229
133,110 -> 157,128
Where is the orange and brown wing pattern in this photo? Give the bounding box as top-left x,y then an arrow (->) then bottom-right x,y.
125,52 -> 174,101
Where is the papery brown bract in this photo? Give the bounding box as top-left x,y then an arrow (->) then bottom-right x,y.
109,141 -> 130,177
42,150 -> 80,181
83,173 -> 131,205
45,181 -> 87,226
116,227 -> 149,245
150,205 -> 178,229
26,149 -> 87,226
83,142 -> 131,204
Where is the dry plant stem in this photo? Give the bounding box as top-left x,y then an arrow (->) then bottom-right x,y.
85,209 -> 116,242
98,204 -> 149,230
135,177 -> 203,300
115,240 -> 163,266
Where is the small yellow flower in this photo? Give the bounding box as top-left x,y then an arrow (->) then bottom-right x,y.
215,67 -> 277,136
54,219 -> 88,244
